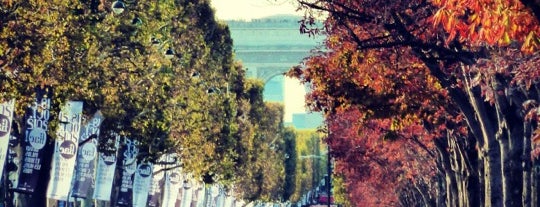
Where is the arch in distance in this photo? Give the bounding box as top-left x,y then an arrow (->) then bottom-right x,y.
227,15 -> 325,83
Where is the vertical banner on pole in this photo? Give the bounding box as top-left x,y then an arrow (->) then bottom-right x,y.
209,184 -> 220,207
196,183 -> 207,207
132,162 -> 153,207
116,138 -> 138,206
190,183 -> 202,207
93,133 -> 120,201
15,87 -> 52,193
46,101 -> 83,200
0,100 -> 15,179
162,170 -> 181,207
71,111 -> 103,198
180,178 -> 193,207
215,185 -> 226,207
148,155 -> 166,207
174,182 -> 184,207
224,194 -> 234,207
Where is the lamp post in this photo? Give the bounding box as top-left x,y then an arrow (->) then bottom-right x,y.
326,146 -> 331,207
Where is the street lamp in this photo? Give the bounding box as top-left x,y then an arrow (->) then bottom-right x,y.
326,147 -> 332,207
111,1 -> 126,14
165,47 -> 175,59
132,17 -> 143,26
190,71 -> 201,79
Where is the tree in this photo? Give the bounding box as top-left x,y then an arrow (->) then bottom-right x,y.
282,127 -> 297,201
288,129 -> 326,204
232,79 -> 289,202
0,0 -> 285,204
325,107 -> 437,206
290,0 -> 540,206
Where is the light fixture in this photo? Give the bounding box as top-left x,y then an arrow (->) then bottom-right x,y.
207,87 -> 221,95
165,48 -> 175,59
111,1 -> 125,14
132,17 -> 142,26
151,37 -> 160,47
190,71 -> 200,79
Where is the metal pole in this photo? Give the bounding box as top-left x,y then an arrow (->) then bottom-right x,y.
327,146 -> 331,207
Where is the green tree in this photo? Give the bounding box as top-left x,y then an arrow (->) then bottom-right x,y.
282,127 -> 297,201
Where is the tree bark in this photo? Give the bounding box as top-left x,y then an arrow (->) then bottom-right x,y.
523,122 -> 532,207
435,138 -> 458,207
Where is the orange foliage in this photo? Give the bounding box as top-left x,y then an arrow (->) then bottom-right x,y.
431,0 -> 540,52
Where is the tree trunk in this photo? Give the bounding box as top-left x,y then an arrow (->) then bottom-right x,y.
461,68 -> 502,207
435,138 -> 458,207
482,136 -> 503,207
532,160 -> 540,207
523,122 -> 533,207
498,132 -> 514,207
436,172 -> 446,207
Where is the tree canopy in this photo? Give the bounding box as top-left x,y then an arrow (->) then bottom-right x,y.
290,0 -> 540,206
0,0 -> 297,204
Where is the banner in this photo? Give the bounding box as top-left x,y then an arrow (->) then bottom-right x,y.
148,155 -> 166,207
71,111 -> 103,198
93,133 -> 120,201
224,195 -> 235,207
179,178 -> 193,207
174,182 -> 184,207
0,100 -> 15,179
208,184 -> 220,207
46,101 -> 84,200
215,185 -> 226,207
15,87 -> 52,193
162,169 -> 181,207
7,133 -> 20,193
132,162 -> 153,207
116,138 -> 138,206
195,183 -> 206,207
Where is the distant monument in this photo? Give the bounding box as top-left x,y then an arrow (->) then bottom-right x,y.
227,15 -> 325,129
227,15 -> 324,83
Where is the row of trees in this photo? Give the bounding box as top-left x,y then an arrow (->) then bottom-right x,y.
289,0 -> 540,206
0,0 -> 309,205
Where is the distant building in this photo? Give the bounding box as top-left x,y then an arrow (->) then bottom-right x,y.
227,15 -> 325,129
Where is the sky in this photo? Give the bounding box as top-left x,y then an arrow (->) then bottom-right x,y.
211,0 -> 309,123
210,0 -> 301,21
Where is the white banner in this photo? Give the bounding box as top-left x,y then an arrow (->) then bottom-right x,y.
0,100 -> 15,179
93,133 -> 120,201
215,185 -> 226,207
46,101 -> 84,200
196,183 -> 206,207
162,154 -> 181,207
133,162 -> 153,207
148,154 -> 166,207
224,195 -> 235,207
180,178 -> 193,207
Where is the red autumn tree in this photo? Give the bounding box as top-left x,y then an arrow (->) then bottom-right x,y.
290,0 -> 540,206
326,107 -> 438,206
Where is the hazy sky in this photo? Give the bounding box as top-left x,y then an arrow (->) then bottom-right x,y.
210,0 -> 300,20
210,0 -> 309,123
